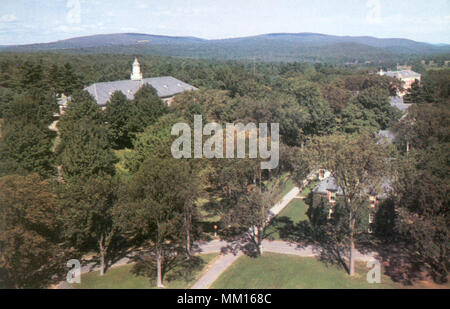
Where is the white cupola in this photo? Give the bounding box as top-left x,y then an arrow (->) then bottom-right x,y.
130,57 -> 143,80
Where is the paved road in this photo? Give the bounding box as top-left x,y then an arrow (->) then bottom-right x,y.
190,173 -> 376,289
190,252 -> 243,289
191,178 -> 313,290
56,172 -> 376,289
190,239 -> 376,289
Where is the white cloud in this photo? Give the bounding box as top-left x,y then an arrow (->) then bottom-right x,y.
366,0 -> 382,25
0,14 -> 17,23
67,0 -> 81,24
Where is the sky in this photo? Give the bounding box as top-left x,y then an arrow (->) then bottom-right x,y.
0,0 -> 449,45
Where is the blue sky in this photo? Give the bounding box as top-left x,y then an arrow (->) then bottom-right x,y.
0,0 -> 449,45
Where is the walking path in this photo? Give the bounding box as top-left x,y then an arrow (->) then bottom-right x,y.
56,172 -> 376,289
190,252 -> 243,289
190,172 -> 376,289
191,173 -> 318,289
190,240 -> 376,289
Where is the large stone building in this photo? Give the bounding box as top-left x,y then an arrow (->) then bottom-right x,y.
85,57 -> 197,107
378,69 -> 421,96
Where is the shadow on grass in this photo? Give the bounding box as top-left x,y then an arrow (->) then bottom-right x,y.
80,235 -> 139,275
131,253 -> 207,286
358,239 -> 428,286
272,217 -> 350,273
274,216 -> 430,286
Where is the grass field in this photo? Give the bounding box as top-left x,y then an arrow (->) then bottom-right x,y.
266,180 -> 318,240
72,253 -> 218,289
211,253 -> 402,289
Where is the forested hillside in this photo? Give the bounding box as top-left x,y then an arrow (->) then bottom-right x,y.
3,33 -> 450,63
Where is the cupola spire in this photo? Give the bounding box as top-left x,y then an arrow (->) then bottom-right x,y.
130,57 -> 143,80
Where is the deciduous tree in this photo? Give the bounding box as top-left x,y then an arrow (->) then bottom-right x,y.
312,133 -> 387,276
115,157 -> 199,287
0,175 -> 70,288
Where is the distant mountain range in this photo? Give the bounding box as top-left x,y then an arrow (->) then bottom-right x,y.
2,33 -> 449,62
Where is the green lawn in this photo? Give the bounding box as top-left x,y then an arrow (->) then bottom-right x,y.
270,174 -> 295,202
278,198 -> 309,222
211,253 -> 402,289
199,174 -> 295,235
266,180 -> 318,240
72,253 -> 218,289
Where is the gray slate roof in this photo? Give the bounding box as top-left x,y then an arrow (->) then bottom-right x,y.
389,96 -> 411,113
314,177 -> 344,195
384,70 -> 421,79
377,129 -> 396,143
84,76 -> 197,106
314,176 -> 393,199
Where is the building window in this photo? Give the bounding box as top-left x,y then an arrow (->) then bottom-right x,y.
328,207 -> 334,220
369,196 -> 377,209
319,170 -> 325,179
329,192 -> 336,204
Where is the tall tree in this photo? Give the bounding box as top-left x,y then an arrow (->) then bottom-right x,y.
125,114 -> 184,173
353,86 -> 401,130
115,157 -> 198,287
0,91 -> 57,177
128,84 -> 167,133
392,103 -> 450,152
104,91 -> 133,149
404,79 -> 435,104
57,91 -> 117,180
231,178 -> 280,255
20,61 -> 47,91
340,103 -> 380,134
61,63 -> 81,96
57,90 -> 104,137
312,133 -> 387,276
59,119 -> 117,179
289,79 -> 336,136
0,123 -> 55,177
0,174 -> 70,288
394,137 -> 449,282
59,176 -> 120,276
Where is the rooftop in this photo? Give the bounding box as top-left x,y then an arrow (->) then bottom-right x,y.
314,176 -> 344,195
84,76 -> 197,106
314,176 -> 393,199
377,129 -> 396,144
383,70 -> 421,79
389,96 -> 411,113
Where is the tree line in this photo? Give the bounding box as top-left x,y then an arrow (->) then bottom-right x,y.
0,53 -> 448,287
